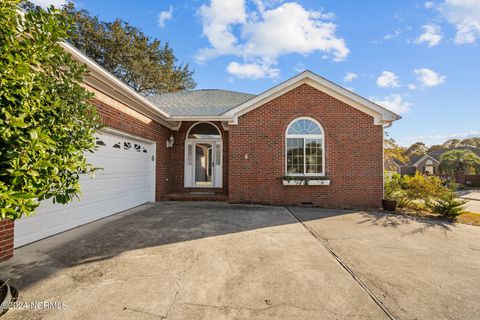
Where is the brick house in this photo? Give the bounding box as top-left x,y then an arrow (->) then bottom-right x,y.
0,43 -> 400,262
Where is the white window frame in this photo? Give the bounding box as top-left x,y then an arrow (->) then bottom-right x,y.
285,117 -> 325,177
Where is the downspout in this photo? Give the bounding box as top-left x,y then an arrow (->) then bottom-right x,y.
381,122 -> 392,200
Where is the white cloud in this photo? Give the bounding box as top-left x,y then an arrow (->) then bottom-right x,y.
226,61 -> 279,79
158,6 -> 173,28
29,0 -> 66,7
415,24 -> 442,47
414,68 -> 446,87
440,0 -> 480,44
343,72 -> 358,82
293,63 -> 306,73
197,0 -> 349,78
408,83 -> 418,90
197,0 -> 247,61
399,130 -> 480,146
376,71 -> 400,88
371,94 -> 412,114
371,29 -> 402,44
425,1 -> 434,9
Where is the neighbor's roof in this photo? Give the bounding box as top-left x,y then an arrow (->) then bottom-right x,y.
146,90 -> 256,116
408,147 -> 480,166
392,158 -> 406,166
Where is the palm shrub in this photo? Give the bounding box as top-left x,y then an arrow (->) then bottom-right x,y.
0,1 -> 101,220
430,193 -> 467,221
439,149 -> 480,176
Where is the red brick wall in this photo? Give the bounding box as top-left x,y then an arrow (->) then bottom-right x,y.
228,84 -> 384,209
0,220 -> 14,262
170,121 -> 228,193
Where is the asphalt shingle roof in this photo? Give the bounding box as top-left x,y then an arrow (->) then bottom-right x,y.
145,89 -> 256,116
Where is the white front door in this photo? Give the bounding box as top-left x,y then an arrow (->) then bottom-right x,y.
14,129 -> 156,248
185,141 -> 222,188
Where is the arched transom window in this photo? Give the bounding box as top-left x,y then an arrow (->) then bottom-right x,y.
286,117 -> 325,176
187,122 -> 221,140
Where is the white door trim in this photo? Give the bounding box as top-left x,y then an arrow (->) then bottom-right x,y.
184,122 -> 223,188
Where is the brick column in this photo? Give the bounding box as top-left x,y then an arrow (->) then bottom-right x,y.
0,219 -> 14,262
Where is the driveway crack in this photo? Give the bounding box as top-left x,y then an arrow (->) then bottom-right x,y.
285,207 -> 398,320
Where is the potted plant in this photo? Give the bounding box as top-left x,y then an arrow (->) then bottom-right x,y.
0,280 -> 17,316
383,173 -> 402,211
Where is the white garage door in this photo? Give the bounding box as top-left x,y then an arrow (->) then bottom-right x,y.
14,129 -> 156,248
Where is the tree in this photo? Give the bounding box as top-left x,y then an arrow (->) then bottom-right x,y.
442,139 -> 462,149
427,144 -> 443,153
439,150 -> 480,175
461,137 -> 480,148
63,3 -> 196,95
0,0 -> 101,220
405,142 -> 428,158
384,137 -> 408,163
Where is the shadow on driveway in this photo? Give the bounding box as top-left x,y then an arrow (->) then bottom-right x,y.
3,202 -> 357,292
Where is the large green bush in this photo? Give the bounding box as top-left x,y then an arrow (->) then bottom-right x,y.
0,0 -> 101,220
384,172 -> 466,220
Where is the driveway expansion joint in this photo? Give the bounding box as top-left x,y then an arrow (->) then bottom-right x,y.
285,207 -> 398,320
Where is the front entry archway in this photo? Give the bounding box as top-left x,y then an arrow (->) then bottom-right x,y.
184,122 -> 223,188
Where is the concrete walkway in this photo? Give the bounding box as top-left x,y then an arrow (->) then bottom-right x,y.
1,202 -> 479,319
457,189 -> 480,201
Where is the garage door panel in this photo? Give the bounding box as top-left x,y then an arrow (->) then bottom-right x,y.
78,175 -> 150,193
14,131 -> 156,248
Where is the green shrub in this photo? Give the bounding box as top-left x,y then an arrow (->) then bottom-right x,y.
0,1 -> 101,220
400,173 -> 448,210
429,193 -> 467,220
384,173 -> 403,199
384,172 -> 467,220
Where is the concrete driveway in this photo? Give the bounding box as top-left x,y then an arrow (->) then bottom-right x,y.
1,202 -> 479,320
458,189 -> 480,213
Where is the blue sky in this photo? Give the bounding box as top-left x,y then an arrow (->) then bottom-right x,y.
34,0 -> 479,146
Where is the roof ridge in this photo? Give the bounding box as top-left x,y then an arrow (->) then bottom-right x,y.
193,88 -> 256,95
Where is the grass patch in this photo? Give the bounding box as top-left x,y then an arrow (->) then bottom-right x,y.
391,208 -> 480,226
457,212 -> 480,226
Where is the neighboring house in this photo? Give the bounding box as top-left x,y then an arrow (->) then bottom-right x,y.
387,147 -> 480,177
0,43 -> 400,262
385,158 -> 406,174
409,154 -> 440,175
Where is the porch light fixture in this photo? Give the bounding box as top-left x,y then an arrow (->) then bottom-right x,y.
166,135 -> 174,148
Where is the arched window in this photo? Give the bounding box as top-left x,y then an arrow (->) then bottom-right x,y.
187,122 -> 221,140
286,117 -> 325,176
